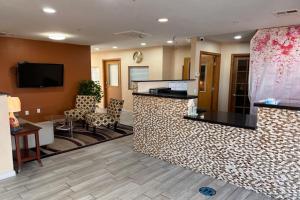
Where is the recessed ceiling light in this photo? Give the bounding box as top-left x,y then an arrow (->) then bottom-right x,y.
95,47 -> 100,51
167,40 -> 174,44
158,18 -> 169,23
141,43 -> 147,46
48,33 -> 66,40
43,7 -> 56,14
234,35 -> 242,40
112,46 -> 118,49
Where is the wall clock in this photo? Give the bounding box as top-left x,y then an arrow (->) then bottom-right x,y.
133,51 -> 143,63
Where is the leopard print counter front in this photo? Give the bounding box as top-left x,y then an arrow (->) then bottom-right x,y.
133,95 -> 300,200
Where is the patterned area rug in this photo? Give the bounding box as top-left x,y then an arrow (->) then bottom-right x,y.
40,123 -> 133,157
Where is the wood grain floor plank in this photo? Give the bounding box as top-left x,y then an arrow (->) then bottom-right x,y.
0,186 -> 27,200
0,135 -> 275,200
132,194 -> 152,200
226,187 -> 252,200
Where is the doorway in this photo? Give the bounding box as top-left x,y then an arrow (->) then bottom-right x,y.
228,54 -> 250,114
182,57 -> 191,79
198,51 -> 221,112
103,59 -> 122,107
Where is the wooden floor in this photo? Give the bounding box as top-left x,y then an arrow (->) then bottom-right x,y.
0,135 -> 274,200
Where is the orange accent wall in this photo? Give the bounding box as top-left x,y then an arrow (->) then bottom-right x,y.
0,37 -> 91,122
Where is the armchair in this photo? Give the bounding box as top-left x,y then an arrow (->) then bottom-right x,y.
85,98 -> 124,131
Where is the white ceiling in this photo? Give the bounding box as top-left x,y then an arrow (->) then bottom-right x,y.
0,0 -> 299,50
205,31 -> 256,43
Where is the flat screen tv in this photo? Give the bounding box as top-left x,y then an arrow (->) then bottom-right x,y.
17,62 -> 64,88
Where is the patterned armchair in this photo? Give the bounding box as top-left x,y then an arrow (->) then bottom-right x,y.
64,95 -> 97,121
85,98 -> 124,131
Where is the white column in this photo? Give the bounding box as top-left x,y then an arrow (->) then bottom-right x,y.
0,95 -> 15,180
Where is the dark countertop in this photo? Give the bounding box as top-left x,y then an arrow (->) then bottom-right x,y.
184,111 -> 257,130
132,79 -> 195,82
132,92 -> 198,99
254,102 -> 300,111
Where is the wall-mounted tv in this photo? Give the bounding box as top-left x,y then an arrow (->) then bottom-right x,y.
17,62 -> 64,88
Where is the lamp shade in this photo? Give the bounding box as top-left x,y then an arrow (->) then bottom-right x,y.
7,97 -> 21,112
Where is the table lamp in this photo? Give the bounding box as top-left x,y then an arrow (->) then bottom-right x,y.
7,97 -> 21,131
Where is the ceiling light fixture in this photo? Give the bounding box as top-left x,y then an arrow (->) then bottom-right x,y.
158,18 -> 169,23
95,47 -> 100,51
234,35 -> 242,40
43,7 -> 56,14
167,40 -> 174,44
113,46 -> 118,49
141,43 -> 147,46
48,33 -> 66,40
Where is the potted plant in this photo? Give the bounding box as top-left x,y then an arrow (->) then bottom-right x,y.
78,80 -> 103,102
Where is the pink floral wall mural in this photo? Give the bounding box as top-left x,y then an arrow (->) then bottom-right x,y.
249,25 -> 300,113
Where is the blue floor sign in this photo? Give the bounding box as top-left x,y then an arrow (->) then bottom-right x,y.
199,187 -> 216,196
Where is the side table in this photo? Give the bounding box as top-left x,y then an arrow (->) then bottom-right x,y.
55,118 -> 74,138
50,115 -> 74,138
11,123 -> 43,173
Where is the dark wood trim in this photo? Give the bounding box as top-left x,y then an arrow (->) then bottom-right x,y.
102,59 -> 121,108
228,54 -> 250,112
102,60 -> 108,108
11,123 -> 42,172
199,51 -> 221,112
212,55 -> 221,112
182,57 -> 191,80
200,51 -> 221,56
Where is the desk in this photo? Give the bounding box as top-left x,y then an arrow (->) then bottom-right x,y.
11,123 -> 42,172
132,94 -> 300,200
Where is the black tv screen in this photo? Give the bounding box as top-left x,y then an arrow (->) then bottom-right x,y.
17,62 -> 64,88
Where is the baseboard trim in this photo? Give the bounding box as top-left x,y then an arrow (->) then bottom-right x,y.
0,170 -> 16,181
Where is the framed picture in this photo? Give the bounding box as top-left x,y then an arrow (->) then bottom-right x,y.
128,66 -> 149,90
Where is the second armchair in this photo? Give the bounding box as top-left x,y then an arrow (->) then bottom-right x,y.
85,98 -> 124,131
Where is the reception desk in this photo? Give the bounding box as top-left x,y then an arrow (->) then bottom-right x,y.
133,93 -> 299,200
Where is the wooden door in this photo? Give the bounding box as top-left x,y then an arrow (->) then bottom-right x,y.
198,55 -> 214,111
198,53 -> 220,112
103,60 -> 122,107
182,57 -> 191,79
229,54 -> 250,114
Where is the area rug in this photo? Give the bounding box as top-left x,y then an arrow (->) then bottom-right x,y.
40,123 -> 133,158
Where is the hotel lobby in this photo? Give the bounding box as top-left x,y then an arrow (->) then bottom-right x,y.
0,1 -> 299,200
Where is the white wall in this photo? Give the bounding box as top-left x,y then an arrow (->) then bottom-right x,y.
162,46 -> 175,80
219,43 -> 250,111
190,37 -> 250,111
162,46 -> 191,80
91,46 -> 164,112
191,38 -> 221,94
0,95 -> 15,180
92,46 -> 192,112
173,46 -> 191,79
93,41 -> 251,113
